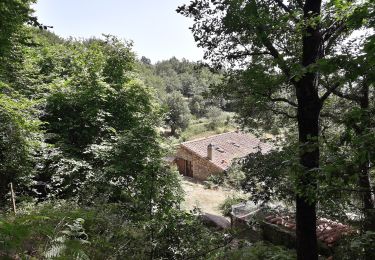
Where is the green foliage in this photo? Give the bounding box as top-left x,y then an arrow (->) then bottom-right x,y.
0,1 -> 45,206
0,202 -> 226,259
177,0 -> 374,200
165,91 -> 191,135
225,164 -> 246,190
190,94 -> 206,117
0,0 -> 34,65
137,56 -> 224,122
219,195 -> 246,217
0,24 -> 230,259
147,209 -> 227,259
43,218 -> 90,260
207,173 -> 226,186
0,14 -> 229,258
180,117 -> 236,142
0,202 -> 91,259
44,76 -> 158,156
0,83 -> 42,206
100,35 -> 135,86
18,34 -> 170,207
241,149 -> 296,204
206,105 -> 224,130
2,0 -> 373,258
336,232 -> 375,260
0,12 -> 226,259
209,241 -> 296,260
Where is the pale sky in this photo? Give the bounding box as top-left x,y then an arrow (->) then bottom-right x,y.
32,0 -> 204,63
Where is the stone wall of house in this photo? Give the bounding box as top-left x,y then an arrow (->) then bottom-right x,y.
176,146 -> 223,180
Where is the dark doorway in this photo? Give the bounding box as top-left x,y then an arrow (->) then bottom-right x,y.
185,160 -> 193,177
176,158 -> 193,177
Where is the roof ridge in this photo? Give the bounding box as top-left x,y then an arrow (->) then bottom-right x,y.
181,130 -> 246,145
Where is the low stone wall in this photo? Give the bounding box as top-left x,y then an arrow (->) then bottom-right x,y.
260,221 -> 334,256
231,216 -> 263,242
260,221 -> 296,249
230,206 -> 352,257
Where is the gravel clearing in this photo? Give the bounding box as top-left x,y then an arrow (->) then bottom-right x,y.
180,176 -> 241,216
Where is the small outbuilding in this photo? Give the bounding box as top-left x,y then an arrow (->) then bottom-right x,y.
230,202 -> 357,257
174,130 -> 272,180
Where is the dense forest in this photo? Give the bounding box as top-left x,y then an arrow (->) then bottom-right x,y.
137,56 -> 229,137
0,0 -> 374,259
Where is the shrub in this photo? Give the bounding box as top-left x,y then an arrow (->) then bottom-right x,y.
209,241 -> 296,260
205,106 -> 224,130
207,173 -> 225,186
0,201 -> 227,259
335,231 -> 375,260
225,164 -> 246,190
219,195 -> 246,217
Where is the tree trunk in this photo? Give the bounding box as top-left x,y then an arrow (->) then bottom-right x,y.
295,91 -> 320,260
356,81 -> 375,232
170,126 -> 176,136
294,0 -> 322,259
358,163 -> 375,231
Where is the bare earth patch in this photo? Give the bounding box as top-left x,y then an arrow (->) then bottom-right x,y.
180,176 -> 241,216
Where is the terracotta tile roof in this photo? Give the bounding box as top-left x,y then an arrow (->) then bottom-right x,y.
180,131 -> 273,170
264,214 -> 356,247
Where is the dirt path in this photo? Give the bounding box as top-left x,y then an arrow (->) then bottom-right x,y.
180,176 -> 241,216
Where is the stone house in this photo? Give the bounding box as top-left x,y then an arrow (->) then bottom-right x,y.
174,131 -> 272,180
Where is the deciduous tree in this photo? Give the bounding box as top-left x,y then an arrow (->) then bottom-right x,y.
178,0 -> 371,258
165,91 -> 191,135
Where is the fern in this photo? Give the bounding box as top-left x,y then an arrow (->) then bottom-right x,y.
43,218 -> 90,260
44,239 -> 66,259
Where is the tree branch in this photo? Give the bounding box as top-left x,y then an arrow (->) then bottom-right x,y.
319,82 -> 340,104
270,107 -> 297,119
320,112 -> 342,122
256,90 -> 298,108
252,1 -> 296,86
269,97 -> 298,107
332,90 -> 359,102
326,187 -> 375,194
272,0 -> 299,23
320,79 -> 363,103
257,29 -> 296,85
323,23 -> 347,55
227,51 -> 272,59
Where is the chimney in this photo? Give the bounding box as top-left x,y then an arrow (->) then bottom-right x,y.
207,143 -> 213,160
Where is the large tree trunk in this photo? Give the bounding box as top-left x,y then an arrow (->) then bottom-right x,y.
358,163 -> 375,231
356,81 -> 375,232
294,0 -> 322,259
295,88 -> 320,260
